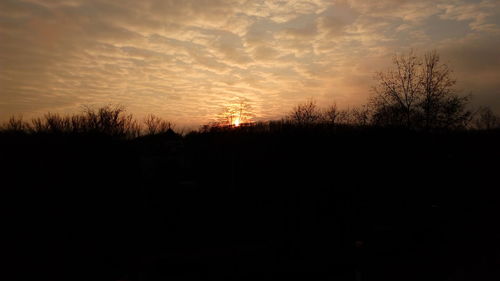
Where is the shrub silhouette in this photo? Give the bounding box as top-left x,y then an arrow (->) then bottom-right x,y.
2,115 -> 29,133
0,105 -> 180,138
144,114 -> 173,135
288,99 -> 322,125
80,105 -> 141,138
474,106 -> 499,130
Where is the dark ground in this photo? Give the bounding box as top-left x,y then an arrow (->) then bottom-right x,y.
1,125 -> 500,280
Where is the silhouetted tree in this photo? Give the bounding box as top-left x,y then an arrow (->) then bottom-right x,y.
289,99 -> 321,125
323,103 -> 341,125
29,113 -> 73,134
351,105 -> 372,126
1,115 -> 28,133
418,51 -> 471,129
82,105 -> 141,138
336,108 -> 353,125
372,50 -> 421,128
144,114 -> 173,135
475,107 -> 499,130
371,50 -> 471,130
1,105 -> 143,138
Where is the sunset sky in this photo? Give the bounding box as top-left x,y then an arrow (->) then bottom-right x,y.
1,0 -> 499,127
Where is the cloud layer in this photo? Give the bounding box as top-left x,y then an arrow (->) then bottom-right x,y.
1,0 -> 499,126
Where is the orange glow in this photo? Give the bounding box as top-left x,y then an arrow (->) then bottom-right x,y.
216,98 -> 255,127
233,117 -> 241,127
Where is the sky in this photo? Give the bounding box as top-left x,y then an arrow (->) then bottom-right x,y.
1,0 -> 500,127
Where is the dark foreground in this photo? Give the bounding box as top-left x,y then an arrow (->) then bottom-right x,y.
2,125 -> 500,280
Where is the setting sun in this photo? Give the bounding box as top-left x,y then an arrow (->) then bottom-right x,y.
233,118 -> 241,127
216,98 -> 255,127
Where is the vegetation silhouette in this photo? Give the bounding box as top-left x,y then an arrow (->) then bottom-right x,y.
1,51 -> 500,281
371,50 -> 471,130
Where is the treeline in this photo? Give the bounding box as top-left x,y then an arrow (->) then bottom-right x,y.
1,101 -> 498,139
2,96 -> 499,280
286,51 -> 499,131
2,51 -> 499,136
0,105 -> 174,138
284,99 -> 499,130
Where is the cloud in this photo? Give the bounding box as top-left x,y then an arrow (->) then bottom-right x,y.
1,0 -> 500,125
439,0 -> 500,32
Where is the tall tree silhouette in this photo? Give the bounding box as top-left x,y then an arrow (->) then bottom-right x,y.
371,50 -> 471,129
372,50 -> 421,128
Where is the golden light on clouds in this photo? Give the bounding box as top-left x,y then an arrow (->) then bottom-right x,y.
0,0 -> 499,127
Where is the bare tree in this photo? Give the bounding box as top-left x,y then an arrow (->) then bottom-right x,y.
289,99 -> 322,125
418,51 -> 472,129
336,108 -> 352,125
372,50 -> 471,130
42,113 -> 71,133
351,105 -> 372,126
323,103 -> 341,125
475,107 -> 498,130
419,51 -> 456,129
81,105 -> 140,138
144,114 -> 173,135
372,50 -> 422,128
2,115 -> 28,132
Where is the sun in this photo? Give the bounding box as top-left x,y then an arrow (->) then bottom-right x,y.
215,98 -> 255,127
233,117 -> 241,127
